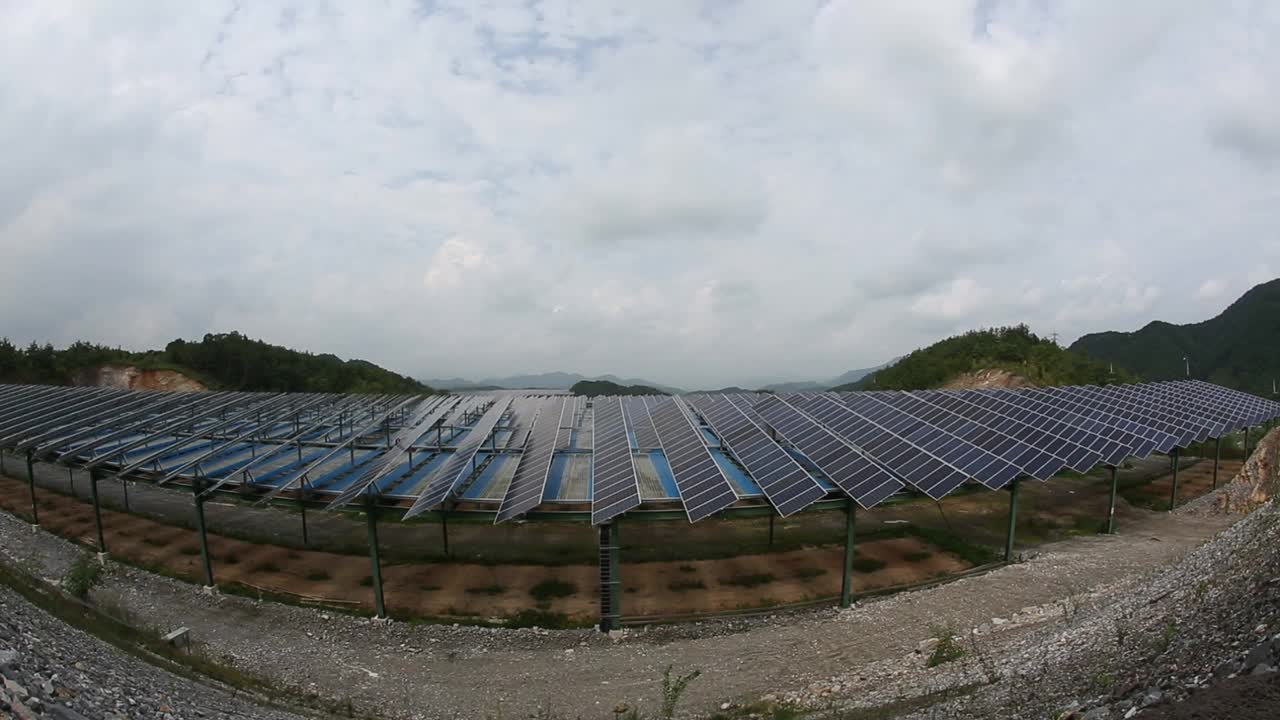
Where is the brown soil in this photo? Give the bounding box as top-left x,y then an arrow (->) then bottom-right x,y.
1127,460 -> 1230,510
0,478 -> 970,622
73,365 -> 206,392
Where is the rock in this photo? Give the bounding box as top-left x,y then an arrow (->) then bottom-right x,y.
1250,663 -> 1275,675
1081,708 -> 1110,720
1140,688 -> 1164,708
1213,658 -> 1241,678
1244,642 -> 1272,669
0,650 -> 16,667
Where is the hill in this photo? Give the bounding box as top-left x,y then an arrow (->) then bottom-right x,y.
1069,278 -> 1280,395
0,332 -> 434,395
842,325 -> 1133,391
758,362 -> 895,393
570,379 -> 667,396
428,371 -> 683,394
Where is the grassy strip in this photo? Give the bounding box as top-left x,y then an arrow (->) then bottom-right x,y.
714,682 -> 986,719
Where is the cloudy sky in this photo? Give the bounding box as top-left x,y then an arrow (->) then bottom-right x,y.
2,1 -> 1278,388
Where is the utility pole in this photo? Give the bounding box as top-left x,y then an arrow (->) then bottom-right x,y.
1182,356 -> 1190,378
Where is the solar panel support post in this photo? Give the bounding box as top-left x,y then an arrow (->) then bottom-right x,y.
1106,465 -> 1118,535
298,491 -> 310,547
1004,480 -> 1021,563
365,494 -> 386,619
441,508 -> 450,558
1213,436 -> 1221,490
191,476 -> 215,589
598,521 -> 621,632
1169,448 -> 1180,512
840,499 -> 856,609
26,451 -> 38,526
1243,426 -> 1251,460
121,476 -> 130,513
768,514 -> 775,549
90,468 -> 106,554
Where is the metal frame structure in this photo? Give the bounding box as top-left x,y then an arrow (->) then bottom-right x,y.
1,380 -> 1277,626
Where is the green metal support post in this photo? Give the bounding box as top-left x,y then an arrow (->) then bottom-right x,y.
1106,465 -> 1119,534
191,476 -> 215,587
768,514 -> 775,549
26,451 -> 38,525
1169,448 -> 1181,511
441,508 -> 450,557
599,522 -> 621,632
1243,427 -> 1251,460
1004,480 -> 1021,563
1213,436 -> 1222,489
90,469 -> 106,554
840,498 -> 856,609
365,495 -> 386,619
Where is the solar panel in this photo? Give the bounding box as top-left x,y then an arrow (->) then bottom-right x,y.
879,391 -> 1064,480
325,397 -> 456,506
623,397 -> 660,449
791,393 -> 975,496
1019,387 -> 1171,456
495,397 -> 568,523
958,390 -> 1132,467
1183,381 -> 1280,424
749,394 -> 903,507
590,397 -> 642,525
687,394 -> 827,516
1063,385 -> 1207,446
913,390 -> 1100,472
1114,384 -> 1234,438
403,397 -> 513,517
646,397 -> 738,522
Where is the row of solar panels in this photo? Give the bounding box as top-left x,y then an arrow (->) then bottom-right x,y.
0,381 -> 1277,526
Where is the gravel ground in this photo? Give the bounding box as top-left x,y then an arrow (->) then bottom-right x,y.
0,584 -> 309,720
0,432 -> 1273,719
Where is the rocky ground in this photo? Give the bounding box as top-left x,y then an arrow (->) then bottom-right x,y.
0,430 -> 1274,719
0,583 -> 308,720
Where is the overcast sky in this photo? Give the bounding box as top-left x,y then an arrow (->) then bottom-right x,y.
2,1 -> 1278,388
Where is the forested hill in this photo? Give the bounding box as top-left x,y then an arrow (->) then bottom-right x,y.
570,379 -> 667,396
0,332 -> 434,395
841,325 -> 1133,391
1070,278 -> 1280,395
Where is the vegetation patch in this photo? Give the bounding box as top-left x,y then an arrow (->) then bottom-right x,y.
252,561 -> 281,574
721,573 -> 775,589
305,570 -> 331,582
179,545 -> 200,556
63,556 -> 102,599
677,564 -> 697,573
222,552 -> 240,565
529,578 -> 576,605
794,567 -> 827,580
465,584 -> 506,596
851,557 -> 887,573
927,626 -> 966,667
903,551 -> 933,563
506,609 -> 575,629
668,579 -> 706,592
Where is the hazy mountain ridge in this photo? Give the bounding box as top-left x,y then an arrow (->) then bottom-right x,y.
425,371 -> 683,394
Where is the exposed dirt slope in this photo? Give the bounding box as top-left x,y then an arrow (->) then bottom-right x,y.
941,368 -> 1035,390
73,365 -> 206,392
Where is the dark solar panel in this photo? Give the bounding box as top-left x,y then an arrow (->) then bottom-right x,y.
404,397 -> 513,518
1020,387 -> 1171,456
749,394 -> 903,507
688,394 -> 827,516
624,397 -> 661,449
1059,385 -> 1202,448
496,397 -> 567,523
647,397 -> 738,522
326,397 -> 454,506
912,390 -> 1099,472
790,393 -> 972,497
880,391 -> 1064,480
590,397 -> 642,525
963,390 -> 1133,466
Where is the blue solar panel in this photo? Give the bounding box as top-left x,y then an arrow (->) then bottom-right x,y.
624,397 -> 661,449
943,390 -> 1127,469
647,398 -> 738,522
496,397 -> 567,523
878,391 -> 1064,480
404,398 -> 513,518
912,390 -> 1099,473
687,394 -> 827,516
591,397 -> 642,525
1020,387 -> 1171,456
838,393 -> 1023,489
1058,386 -> 1203,447
748,394 -> 902,507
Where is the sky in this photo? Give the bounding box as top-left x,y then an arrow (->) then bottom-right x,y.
2,1 -> 1279,389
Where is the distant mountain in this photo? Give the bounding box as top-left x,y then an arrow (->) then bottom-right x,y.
425,372 -> 683,394
758,361 -> 895,393
570,379 -> 667,396
1070,278 -> 1280,395
842,325 -> 1133,391
688,386 -> 752,394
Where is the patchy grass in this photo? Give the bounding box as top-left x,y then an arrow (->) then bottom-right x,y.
721,573 -> 775,589
851,557 -> 887,573
927,626 -> 965,668
221,552 -> 240,565
465,584 -> 506,596
677,564 -> 697,573
903,551 -> 933,563
529,578 -> 576,605
506,609 -> 575,629
668,579 -> 706,592
358,575 -> 374,587
63,556 -> 102,599
252,561 -> 281,574
142,536 -> 167,548
179,545 -> 201,556
305,570 -> 331,582
794,567 -> 827,580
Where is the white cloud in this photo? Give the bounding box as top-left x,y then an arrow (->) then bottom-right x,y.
0,1 -> 1278,388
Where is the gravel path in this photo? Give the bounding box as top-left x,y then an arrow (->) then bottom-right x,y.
0,491 -> 1235,719
0,584 -> 309,720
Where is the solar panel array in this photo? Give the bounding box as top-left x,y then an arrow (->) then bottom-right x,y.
0,380 -> 1278,526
